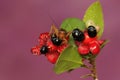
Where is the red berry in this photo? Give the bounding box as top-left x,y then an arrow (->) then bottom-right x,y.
31,46 -> 40,55
83,32 -> 97,44
57,44 -> 68,53
46,40 -> 57,52
78,44 -> 89,55
39,39 -> 46,45
46,52 -> 60,64
89,41 -> 100,55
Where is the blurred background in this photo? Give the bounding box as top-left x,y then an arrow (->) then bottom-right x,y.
0,0 -> 119,80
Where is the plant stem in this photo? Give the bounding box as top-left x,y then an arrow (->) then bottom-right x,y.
89,58 -> 98,80
81,58 -> 99,80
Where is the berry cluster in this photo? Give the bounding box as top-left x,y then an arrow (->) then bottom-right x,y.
31,32 -> 68,64
31,25 -> 104,63
72,26 -> 104,55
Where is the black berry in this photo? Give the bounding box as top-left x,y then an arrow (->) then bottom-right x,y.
72,28 -> 85,42
40,45 -> 48,54
87,26 -> 97,38
51,37 -> 62,46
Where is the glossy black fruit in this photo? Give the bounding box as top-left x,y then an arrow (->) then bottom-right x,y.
51,33 -> 62,46
40,45 -> 48,54
87,26 -> 97,38
51,37 -> 62,46
72,28 -> 85,42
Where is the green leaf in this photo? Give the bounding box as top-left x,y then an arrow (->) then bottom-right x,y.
68,35 -> 76,46
83,1 -> 104,38
60,18 -> 86,32
54,45 -> 83,74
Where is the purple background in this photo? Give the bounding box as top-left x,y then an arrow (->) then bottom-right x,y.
0,0 -> 119,80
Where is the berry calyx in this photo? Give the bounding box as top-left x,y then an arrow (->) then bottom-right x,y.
98,40 -> 105,45
78,44 -> 89,55
87,26 -> 97,38
51,37 -> 62,46
72,28 -> 85,42
89,41 -> 100,55
40,45 -> 49,54
39,32 -> 50,45
31,46 -> 40,55
46,52 -> 60,64
39,32 -> 49,41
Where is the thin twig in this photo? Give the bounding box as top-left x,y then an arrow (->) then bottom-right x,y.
89,59 -> 99,80
82,64 -> 92,70
80,74 -> 94,78
81,58 -> 99,80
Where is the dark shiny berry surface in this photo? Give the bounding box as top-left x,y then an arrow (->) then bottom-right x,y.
40,45 -> 48,54
51,37 -> 62,46
72,28 -> 85,42
87,26 -> 97,38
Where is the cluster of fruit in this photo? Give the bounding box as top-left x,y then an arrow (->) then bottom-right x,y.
31,25 -> 104,64
31,32 -> 68,64
72,26 -> 104,55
